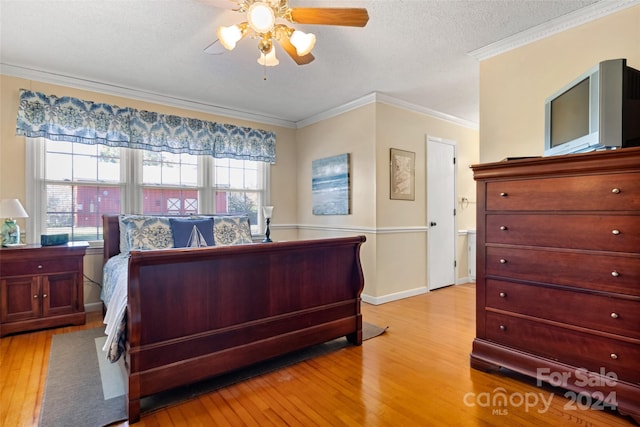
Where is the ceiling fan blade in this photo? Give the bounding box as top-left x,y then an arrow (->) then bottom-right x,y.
277,37 -> 315,65
203,39 -> 227,55
289,8 -> 369,27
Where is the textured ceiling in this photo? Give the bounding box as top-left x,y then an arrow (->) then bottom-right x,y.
1,0 -> 632,128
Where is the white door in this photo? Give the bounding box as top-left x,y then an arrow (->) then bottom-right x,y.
427,136 -> 456,290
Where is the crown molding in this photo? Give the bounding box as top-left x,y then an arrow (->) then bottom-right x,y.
468,0 -> 640,61
0,63 -> 298,129
296,92 -> 479,130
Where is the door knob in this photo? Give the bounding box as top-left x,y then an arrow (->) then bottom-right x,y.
430,221 -> 437,227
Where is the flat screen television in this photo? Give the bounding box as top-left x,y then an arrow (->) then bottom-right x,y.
544,58 -> 640,156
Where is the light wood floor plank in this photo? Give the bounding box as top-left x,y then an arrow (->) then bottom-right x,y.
0,283 -> 636,426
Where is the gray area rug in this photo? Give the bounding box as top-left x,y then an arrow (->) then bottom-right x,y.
40,322 -> 387,426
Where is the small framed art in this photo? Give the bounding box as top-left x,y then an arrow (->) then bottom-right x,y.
390,148 -> 415,200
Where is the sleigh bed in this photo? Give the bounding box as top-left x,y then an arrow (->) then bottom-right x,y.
102,214 -> 366,423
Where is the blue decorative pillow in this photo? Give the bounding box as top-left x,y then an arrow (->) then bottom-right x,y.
169,218 -> 215,248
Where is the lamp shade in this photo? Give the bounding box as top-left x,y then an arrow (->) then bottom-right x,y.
0,199 -> 29,219
262,205 -> 274,219
290,30 -> 316,56
257,47 -> 279,66
217,24 -> 244,50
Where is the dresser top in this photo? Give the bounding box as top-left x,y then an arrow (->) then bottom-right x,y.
472,146 -> 640,180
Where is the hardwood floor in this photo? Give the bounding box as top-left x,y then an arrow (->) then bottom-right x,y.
1,283 -> 636,426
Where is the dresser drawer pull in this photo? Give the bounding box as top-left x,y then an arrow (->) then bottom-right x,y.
610,353 -> 618,360
37,265 -> 43,269
499,325 -> 507,331
611,271 -> 620,277
42,294 -> 48,298
611,188 -> 621,194
33,294 -> 38,299
611,229 -> 620,235
499,292 -> 507,298
500,226 -> 508,231
499,259 -> 508,264
499,192 -> 508,197
610,313 -> 619,319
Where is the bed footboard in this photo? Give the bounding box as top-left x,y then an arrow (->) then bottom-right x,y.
104,214 -> 366,423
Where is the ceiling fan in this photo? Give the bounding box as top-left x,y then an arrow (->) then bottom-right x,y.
204,0 -> 369,67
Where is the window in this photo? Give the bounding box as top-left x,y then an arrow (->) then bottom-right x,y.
28,139 -> 269,242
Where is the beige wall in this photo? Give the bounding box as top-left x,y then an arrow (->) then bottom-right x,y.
295,102 -> 479,300
479,5 -> 640,163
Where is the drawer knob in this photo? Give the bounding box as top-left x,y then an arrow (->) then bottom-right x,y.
42,294 -> 48,298
33,294 -> 38,299
611,188 -> 621,194
612,229 -> 620,235
499,192 -> 508,197
610,353 -> 618,360
610,312 -> 619,319
500,225 -> 508,231
499,259 -> 507,264
499,325 -> 507,331
611,271 -> 619,277
499,292 -> 507,298
37,264 -> 43,269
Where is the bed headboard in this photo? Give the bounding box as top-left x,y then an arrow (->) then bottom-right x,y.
103,214 -> 121,262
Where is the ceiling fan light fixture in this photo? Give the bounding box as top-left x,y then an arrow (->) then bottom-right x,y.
257,46 -> 279,66
217,23 -> 246,50
247,2 -> 276,34
289,30 -> 316,56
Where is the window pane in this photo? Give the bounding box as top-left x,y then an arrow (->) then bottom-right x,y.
46,184 -> 121,240
143,151 -> 198,187
214,159 -> 259,190
74,154 -> 98,181
97,146 -> 121,182
45,152 -> 73,181
215,191 -> 258,232
143,188 -> 198,215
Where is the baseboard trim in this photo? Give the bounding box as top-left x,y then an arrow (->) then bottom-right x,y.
362,286 -> 428,306
85,302 -> 103,312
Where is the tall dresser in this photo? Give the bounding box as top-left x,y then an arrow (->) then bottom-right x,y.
470,147 -> 640,422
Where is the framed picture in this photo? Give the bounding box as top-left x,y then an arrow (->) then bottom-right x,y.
390,148 -> 415,200
312,153 -> 350,215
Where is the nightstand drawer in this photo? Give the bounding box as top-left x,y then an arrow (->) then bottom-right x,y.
486,246 -> 640,296
0,258 -> 79,277
486,173 -> 640,211
486,279 -> 640,339
486,312 -> 640,384
486,214 -> 640,253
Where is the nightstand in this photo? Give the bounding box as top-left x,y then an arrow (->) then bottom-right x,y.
0,242 -> 88,336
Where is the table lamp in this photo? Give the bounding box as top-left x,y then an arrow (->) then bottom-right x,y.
262,206 -> 274,243
0,198 -> 29,246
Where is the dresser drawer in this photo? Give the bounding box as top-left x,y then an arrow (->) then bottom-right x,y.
0,258 -> 79,277
486,246 -> 640,296
486,214 -> 640,253
485,312 -> 640,383
486,173 -> 640,211
486,279 -> 640,339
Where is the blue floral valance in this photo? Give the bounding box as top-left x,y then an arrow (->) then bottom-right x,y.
16,89 -> 276,163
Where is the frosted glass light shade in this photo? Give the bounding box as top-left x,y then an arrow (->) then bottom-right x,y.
290,30 -> 316,56
247,2 -> 275,34
262,205 -> 274,219
217,25 -> 243,50
257,48 -> 279,66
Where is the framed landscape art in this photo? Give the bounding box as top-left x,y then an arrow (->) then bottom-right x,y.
312,153 -> 350,215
